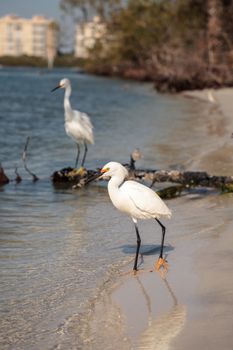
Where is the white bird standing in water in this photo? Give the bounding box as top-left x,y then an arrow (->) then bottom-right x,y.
51,78 -> 94,168
99,162 -> 172,272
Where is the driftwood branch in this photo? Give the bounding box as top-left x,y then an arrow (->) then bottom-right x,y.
51,166 -> 233,196
134,168 -> 233,192
2,141 -> 232,196
22,137 -> 39,182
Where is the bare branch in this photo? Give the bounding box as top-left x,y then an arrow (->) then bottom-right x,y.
22,137 -> 39,182
14,165 -> 22,183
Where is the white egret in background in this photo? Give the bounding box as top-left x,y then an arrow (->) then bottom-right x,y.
207,89 -> 218,104
51,78 -> 94,168
99,162 -> 172,272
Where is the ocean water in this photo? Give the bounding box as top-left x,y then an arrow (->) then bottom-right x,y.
0,68 -> 232,350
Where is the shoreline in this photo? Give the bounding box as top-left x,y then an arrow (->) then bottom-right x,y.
1,64 -> 233,93
181,88 -> 233,175
81,87 -> 233,349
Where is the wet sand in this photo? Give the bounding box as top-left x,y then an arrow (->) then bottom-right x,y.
84,88 -> 233,349
182,88 -> 233,174
172,88 -> 233,350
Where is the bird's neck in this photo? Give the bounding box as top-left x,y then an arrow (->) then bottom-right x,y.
108,175 -> 125,202
64,85 -> 72,121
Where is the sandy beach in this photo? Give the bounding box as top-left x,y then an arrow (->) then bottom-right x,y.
82,88 -> 233,349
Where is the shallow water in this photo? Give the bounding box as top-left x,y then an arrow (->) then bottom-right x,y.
0,68 -> 232,350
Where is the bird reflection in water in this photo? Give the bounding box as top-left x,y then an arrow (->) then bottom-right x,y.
137,277 -> 186,350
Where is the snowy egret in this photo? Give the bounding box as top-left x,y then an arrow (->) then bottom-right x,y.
51,78 -> 94,168
99,162 -> 172,272
207,90 -> 218,104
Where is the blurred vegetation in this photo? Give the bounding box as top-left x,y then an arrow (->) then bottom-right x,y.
0,55 -> 47,67
0,54 -> 85,68
60,0 -> 122,21
61,0 -> 233,91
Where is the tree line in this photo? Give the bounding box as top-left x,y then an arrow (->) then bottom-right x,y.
60,0 -> 233,91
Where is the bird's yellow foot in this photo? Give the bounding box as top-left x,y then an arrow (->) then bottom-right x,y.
76,166 -> 86,176
155,257 -> 169,271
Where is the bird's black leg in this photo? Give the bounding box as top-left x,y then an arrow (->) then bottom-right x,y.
75,144 -> 80,168
133,222 -> 141,271
81,143 -> 88,167
155,218 -> 166,259
129,156 -> 135,170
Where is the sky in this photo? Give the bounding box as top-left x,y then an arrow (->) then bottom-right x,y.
0,0 -> 62,20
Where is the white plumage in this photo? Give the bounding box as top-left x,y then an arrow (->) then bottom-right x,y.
100,162 -> 171,272
120,180 -> 171,220
52,78 -> 94,168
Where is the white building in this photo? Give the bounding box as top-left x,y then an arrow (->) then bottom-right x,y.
75,16 -> 106,58
0,14 -> 59,62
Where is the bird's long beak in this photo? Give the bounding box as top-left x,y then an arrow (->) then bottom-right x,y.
51,85 -> 61,92
85,167 -> 109,184
85,170 -> 102,184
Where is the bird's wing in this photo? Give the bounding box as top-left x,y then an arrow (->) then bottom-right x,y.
74,110 -> 94,131
72,110 -> 94,144
121,180 -> 172,218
